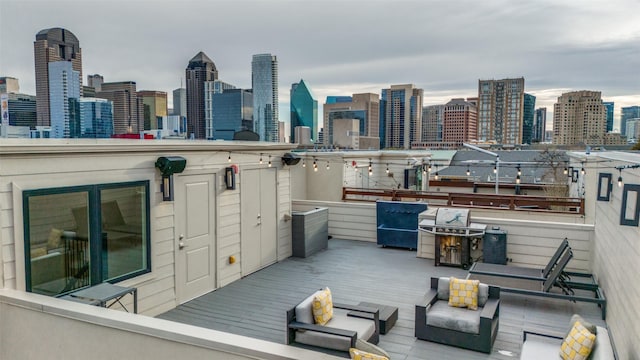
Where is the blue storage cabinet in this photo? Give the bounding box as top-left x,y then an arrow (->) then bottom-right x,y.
376,201 -> 428,249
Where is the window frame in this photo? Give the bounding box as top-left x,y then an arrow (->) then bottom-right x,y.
23,180 -> 151,294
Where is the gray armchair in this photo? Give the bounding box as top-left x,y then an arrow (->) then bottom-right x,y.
286,289 -> 379,352
415,277 -> 500,353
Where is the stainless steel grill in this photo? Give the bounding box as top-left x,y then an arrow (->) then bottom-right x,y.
419,208 -> 486,269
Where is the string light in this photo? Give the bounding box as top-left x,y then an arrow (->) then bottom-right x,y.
385,164 -> 389,174
368,159 -> 373,176
228,152 -> 231,162
563,166 -> 568,175
259,154 -> 263,164
516,175 -> 521,184
422,165 -> 427,176
581,164 -> 586,175
427,163 -> 432,172
618,169 -> 623,187
268,155 -> 272,167
493,164 -> 497,174
434,171 -> 439,181
466,166 -> 470,176
517,164 -> 522,176
313,158 -> 318,172
353,161 -> 358,172
302,159 -> 306,168
326,161 -> 330,170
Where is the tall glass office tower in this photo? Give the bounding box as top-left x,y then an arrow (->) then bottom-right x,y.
290,79 -> 317,143
603,102 -> 614,132
48,61 -> 80,138
78,98 -> 113,138
252,54 -> 279,142
209,89 -> 253,140
522,93 -> 536,144
477,77 -> 525,144
380,84 -> 423,149
621,106 -> 640,136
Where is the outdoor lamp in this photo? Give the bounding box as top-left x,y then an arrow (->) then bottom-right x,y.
155,156 -> 187,201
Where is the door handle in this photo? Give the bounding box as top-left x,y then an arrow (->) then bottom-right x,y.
178,234 -> 186,249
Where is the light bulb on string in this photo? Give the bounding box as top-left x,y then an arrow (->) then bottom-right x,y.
259,154 -> 263,164
516,175 -> 521,184
268,155 -> 272,167
385,164 -> 389,174
563,166 -> 568,175
427,163 -> 432,172
326,161 -> 330,170
493,164 -> 497,174
302,159 -> 306,168
228,152 -> 231,163
434,172 -> 439,181
581,165 -> 585,175
618,169 -> 623,187
466,166 -> 470,176
313,158 -> 318,172
517,164 -> 521,176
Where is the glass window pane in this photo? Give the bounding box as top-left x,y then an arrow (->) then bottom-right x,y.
101,185 -> 148,280
27,191 -> 91,295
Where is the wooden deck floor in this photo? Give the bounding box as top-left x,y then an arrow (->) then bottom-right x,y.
157,239 -> 606,359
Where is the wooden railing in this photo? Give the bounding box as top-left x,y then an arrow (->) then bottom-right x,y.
342,187 -> 585,215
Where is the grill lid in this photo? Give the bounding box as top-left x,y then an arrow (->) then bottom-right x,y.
419,207 -> 486,237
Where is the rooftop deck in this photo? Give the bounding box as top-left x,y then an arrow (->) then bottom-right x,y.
158,239 -> 606,359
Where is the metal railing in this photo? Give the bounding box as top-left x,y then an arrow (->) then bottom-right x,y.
342,187 -> 584,215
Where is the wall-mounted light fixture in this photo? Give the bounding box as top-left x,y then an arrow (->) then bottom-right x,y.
155,156 -> 187,201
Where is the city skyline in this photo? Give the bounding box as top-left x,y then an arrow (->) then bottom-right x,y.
1,0 -> 639,132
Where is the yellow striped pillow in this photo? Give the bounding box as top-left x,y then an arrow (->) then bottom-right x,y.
312,287 -> 333,325
349,348 -> 390,360
560,321 -> 596,360
448,277 -> 479,310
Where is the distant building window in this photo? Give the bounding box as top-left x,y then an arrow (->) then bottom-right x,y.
23,181 -> 150,296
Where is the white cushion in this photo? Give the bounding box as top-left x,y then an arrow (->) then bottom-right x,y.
520,336 -> 561,360
591,326 -> 615,360
295,291 -> 321,324
426,301 -> 481,334
295,308 -> 376,352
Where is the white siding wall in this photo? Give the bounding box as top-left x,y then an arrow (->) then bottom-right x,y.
591,157 -> 640,359
0,142 -> 294,317
293,200 -> 376,242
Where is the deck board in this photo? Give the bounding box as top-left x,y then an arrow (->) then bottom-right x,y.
157,239 -> 606,359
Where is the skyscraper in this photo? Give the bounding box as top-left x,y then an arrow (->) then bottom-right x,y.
252,54 -> 279,142
0,77 -> 20,93
323,93 -> 380,147
137,90 -> 168,130
208,88 -> 253,140
422,105 -> 445,142
48,61 -> 80,138
34,28 -> 82,127
97,81 -> 139,135
553,90 -> 606,145
522,93 -> 536,144
477,77 -> 525,144
204,80 -> 237,139
78,98 -> 113,138
87,74 -> 103,92
442,98 -> 477,145
186,52 -> 218,139
172,88 -> 187,117
603,102 -> 614,133
621,106 -> 640,136
533,107 -> 547,143
380,84 -> 423,149
290,79 -> 318,143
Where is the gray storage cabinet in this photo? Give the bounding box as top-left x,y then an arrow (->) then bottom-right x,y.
292,207 -> 329,258
483,227 -> 507,264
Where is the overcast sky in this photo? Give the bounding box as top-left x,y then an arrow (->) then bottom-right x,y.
1,0 -> 639,131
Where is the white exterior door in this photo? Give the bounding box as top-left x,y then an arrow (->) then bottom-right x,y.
241,168 -> 277,276
175,173 -> 216,304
